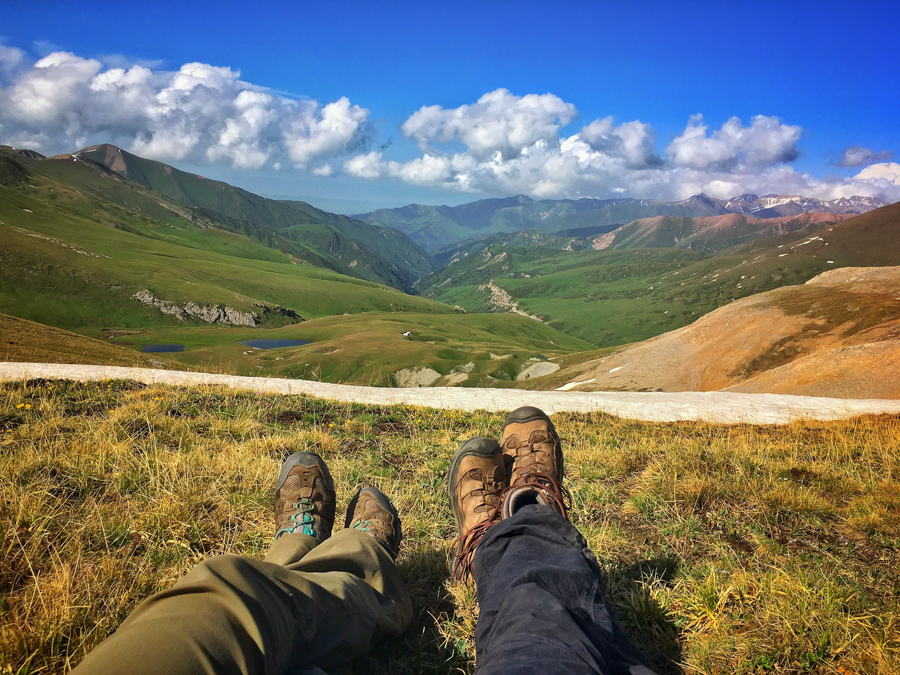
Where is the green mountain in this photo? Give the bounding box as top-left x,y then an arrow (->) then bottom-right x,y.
419,202 -> 900,347
0,146 -> 592,384
0,145 -> 448,329
430,226 -> 620,268
77,144 -> 435,291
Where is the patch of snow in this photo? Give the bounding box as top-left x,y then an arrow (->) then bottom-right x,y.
609,366 -> 623,373
516,361 -> 561,381
6,363 -> 900,423
555,379 -> 596,391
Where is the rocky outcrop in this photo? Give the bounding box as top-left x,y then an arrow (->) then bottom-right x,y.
477,280 -> 546,323
393,367 -> 442,388
131,291 -> 302,327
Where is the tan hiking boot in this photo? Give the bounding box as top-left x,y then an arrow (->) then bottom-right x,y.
448,437 -> 507,580
345,487 -> 403,559
274,451 -> 336,543
500,406 -> 571,519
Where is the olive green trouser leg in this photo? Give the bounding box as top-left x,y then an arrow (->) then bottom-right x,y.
71,529 -> 413,675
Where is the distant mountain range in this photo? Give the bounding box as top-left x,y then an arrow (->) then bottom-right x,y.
357,193 -> 886,251
430,211 -> 858,267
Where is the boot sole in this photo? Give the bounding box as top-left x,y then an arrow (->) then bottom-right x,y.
501,406 -> 564,481
447,437 -> 502,534
345,486 -> 403,558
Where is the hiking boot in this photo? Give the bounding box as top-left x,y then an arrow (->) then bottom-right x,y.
345,487 -> 403,559
500,406 -> 571,519
274,451 -> 336,543
448,437 -> 507,580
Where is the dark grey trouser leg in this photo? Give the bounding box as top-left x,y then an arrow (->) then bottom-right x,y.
472,505 -> 658,675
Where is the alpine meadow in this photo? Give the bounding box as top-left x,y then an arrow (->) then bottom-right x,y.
1,3 -> 899,674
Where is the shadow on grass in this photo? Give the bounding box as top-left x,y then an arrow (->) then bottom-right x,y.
355,546 -> 471,674
607,555 -> 684,674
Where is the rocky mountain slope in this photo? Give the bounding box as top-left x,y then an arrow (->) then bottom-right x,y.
430,211 -> 855,267
544,266 -> 900,399
590,212 -> 857,253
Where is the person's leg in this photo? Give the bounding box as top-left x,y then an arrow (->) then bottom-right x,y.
462,406 -> 656,675
472,505 -> 655,675
72,453 -> 412,675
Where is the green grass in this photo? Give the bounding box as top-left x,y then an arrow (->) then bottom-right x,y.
75,311 -> 594,386
45,147 -> 436,291
421,236 -> 853,347
2,381 -> 898,673
0,159 -> 454,330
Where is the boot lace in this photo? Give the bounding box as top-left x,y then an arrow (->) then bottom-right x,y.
275,497 -> 318,539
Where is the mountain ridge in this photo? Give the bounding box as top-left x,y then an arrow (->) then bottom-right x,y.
76,144 -> 436,291
357,192 -> 887,251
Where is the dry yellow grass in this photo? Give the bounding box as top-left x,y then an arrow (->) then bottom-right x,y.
1,379 -> 898,674
0,314 -> 190,371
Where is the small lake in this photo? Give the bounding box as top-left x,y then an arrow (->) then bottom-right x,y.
142,344 -> 185,353
238,339 -> 312,350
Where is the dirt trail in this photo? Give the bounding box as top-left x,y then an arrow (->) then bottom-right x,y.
478,281 -> 545,323
2,362 -> 899,424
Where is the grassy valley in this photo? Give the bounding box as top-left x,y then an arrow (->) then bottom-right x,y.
0,147 -> 592,384
3,142 -> 899,388
420,202 -> 900,347
75,312 -> 593,386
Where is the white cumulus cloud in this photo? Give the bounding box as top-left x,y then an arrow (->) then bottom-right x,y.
666,114 -> 802,170
345,89 -> 898,203
401,88 -> 576,160
854,162 -> 900,185
0,50 -> 371,169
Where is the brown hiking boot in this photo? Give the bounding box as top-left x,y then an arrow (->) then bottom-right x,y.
274,451 -> 336,544
500,406 -> 571,519
345,487 -> 403,559
448,437 -> 507,581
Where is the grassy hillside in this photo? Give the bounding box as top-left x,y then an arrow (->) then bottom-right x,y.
70,145 -> 436,291
421,203 -> 900,347
0,313 -> 189,370
2,382 -> 897,673
0,149 -> 453,330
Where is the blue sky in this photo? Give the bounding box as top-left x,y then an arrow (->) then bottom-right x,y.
1,0 -> 898,212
